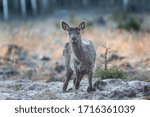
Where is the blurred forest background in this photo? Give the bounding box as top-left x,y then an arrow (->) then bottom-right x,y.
0,0 -> 150,82
0,0 -> 150,19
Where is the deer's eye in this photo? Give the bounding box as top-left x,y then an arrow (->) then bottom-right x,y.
77,32 -> 80,34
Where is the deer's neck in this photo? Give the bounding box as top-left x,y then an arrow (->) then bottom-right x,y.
71,40 -> 84,62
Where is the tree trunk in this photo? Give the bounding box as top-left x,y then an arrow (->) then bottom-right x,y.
83,0 -> 88,5
123,0 -> 129,11
2,0 -> 9,20
20,0 -> 27,17
30,0 -> 37,15
13,0 -> 20,14
40,0 -> 49,13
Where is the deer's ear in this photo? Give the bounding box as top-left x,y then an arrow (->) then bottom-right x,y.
61,21 -> 70,31
79,21 -> 86,30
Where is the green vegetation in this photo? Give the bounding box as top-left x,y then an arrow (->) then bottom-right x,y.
15,84 -> 23,91
95,65 -> 125,79
96,43 -> 125,79
69,11 -> 78,25
111,10 -> 141,31
86,21 -> 94,27
69,10 -> 94,28
55,11 -> 94,29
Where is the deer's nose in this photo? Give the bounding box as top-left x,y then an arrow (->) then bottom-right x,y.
72,37 -> 77,41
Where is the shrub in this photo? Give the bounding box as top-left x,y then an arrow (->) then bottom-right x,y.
118,16 -> 141,31
86,21 -> 94,28
15,84 -> 23,91
111,11 -> 141,31
69,10 -> 94,28
95,65 -> 125,79
69,11 -> 78,25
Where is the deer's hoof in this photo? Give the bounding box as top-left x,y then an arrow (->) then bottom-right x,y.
87,87 -> 96,93
63,87 -> 67,93
73,78 -> 76,86
63,89 -> 67,93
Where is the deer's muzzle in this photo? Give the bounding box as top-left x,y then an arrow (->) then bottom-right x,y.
71,37 -> 78,43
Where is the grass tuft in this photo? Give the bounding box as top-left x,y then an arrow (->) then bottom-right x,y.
95,65 -> 126,79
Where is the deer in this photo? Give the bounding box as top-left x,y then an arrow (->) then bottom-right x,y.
61,21 -> 96,93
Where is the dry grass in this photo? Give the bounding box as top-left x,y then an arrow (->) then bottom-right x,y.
0,19 -> 150,62
0,18 -> 150,82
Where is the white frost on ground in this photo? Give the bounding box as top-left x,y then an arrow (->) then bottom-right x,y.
0,79 -> 149,100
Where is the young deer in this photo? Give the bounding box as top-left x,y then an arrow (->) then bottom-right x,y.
61,21 -> 96,93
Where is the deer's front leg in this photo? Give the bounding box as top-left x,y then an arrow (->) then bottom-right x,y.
87,71 -> 95,93
74,70 -> 81,90
63,69 -> 73,92
73,72 -> 84,86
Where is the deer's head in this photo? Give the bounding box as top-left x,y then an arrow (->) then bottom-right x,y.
61,21 -> 85,44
